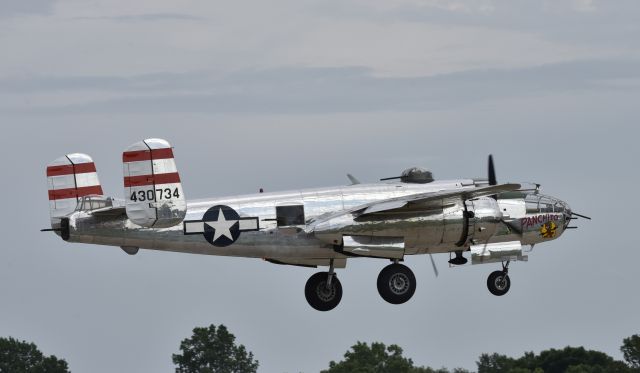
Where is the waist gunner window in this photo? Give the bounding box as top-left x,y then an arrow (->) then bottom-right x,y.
276,205 -> 305,226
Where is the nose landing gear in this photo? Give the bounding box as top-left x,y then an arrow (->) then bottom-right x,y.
487,261 -> 511,296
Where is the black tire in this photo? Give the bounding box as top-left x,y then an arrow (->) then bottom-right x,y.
377,264 -> 416,304
305,272 -> 342,311
487,270 -> 511,296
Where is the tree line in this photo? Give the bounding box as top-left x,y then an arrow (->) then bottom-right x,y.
1,325 -> 638,372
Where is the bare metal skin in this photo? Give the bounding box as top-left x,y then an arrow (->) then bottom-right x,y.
45,140 -> 586,311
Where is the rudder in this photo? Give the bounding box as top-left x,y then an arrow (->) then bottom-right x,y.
46,153 -> 103,225
122,138 -> 186,228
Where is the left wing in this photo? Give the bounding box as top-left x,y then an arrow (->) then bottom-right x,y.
307,183 -> 520,231
357,183 -> 520,217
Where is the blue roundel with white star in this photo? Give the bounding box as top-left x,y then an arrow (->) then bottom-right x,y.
183,205 -> 260,247
202,205 -> 240,247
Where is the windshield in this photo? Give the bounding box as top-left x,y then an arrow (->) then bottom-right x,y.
524,194 -> 566,213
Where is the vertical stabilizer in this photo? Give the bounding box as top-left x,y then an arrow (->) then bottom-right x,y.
122,138 -> 186,228
46,153 -> 103,225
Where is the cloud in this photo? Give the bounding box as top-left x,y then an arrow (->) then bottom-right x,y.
0,0 -> 55,18
315,0 -> 640,49
70,13 -> 206,22
2,58 -> 639,115
3,1 -> 630,79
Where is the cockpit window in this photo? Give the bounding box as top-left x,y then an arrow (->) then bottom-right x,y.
525,195 -> 540,213
525,194 -> 561,214
539,202 -> 554,213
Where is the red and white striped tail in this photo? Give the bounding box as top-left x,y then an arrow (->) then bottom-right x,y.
46,153 -> 103,224
122,138 -> 186,228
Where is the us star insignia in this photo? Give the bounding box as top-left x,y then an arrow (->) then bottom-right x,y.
183,205 -> 259,247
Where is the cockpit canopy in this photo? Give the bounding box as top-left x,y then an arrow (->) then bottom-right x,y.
525,194 -> 569,214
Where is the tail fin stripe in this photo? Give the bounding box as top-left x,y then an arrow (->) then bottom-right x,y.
48,185 -> 104,200
123,172 -> 181,187
123,148 -> 174,162
74,172 -> 101,188
122,138 -> 186,228
46,162 -> 97,177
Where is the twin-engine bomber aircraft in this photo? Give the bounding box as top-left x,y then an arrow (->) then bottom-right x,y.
43,138 -> 589,311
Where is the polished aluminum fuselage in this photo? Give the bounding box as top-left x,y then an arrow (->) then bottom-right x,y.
64,179 -> 569,261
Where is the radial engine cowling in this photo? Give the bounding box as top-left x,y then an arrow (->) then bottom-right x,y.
465,197 -> 503,243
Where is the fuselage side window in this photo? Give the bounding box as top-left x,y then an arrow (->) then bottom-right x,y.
276,205 -> 305,227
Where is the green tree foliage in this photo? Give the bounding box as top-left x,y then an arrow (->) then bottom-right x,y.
477,346 -> 630,373
0,337 -> 69,373
621,334 -> 640,369
321,341 -> 469,373
172,324 -> 258,373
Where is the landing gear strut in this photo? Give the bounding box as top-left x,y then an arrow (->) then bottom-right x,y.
377,262 -> 416,304
305,259 -> 342,311
487,260 -> 511,296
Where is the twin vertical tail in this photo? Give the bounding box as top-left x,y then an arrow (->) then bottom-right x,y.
46,154 -> 103,225
122,138 -> 186,228
45,139 -> 186,230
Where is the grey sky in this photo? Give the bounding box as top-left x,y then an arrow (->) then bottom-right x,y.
0,1 -> 638,372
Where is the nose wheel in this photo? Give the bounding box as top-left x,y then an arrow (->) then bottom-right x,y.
487,261 -> 511,296
377,263 -> 416,304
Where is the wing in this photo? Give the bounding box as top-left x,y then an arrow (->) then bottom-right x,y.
307,183 -> 520,230
358,183 -> 520,216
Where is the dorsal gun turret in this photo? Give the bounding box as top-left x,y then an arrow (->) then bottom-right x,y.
381,167 -> 434,184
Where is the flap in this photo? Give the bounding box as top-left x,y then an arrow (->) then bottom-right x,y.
264,258 -> 347,268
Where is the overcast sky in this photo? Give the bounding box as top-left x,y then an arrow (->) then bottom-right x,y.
1,1 -> 639,372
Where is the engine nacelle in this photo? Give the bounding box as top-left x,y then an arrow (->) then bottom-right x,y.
312,196 -> 504,254
465,197 -> 503,243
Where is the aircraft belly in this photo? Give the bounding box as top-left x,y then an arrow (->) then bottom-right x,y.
68,213 -> 335,259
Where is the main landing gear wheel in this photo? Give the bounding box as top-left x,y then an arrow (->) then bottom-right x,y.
487,271 -> 511,296
377,263 -> 416,304
305,272 -> 342,311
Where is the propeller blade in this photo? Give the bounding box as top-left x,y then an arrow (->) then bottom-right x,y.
488,154 -> 497,186
429,253 -> 439,278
